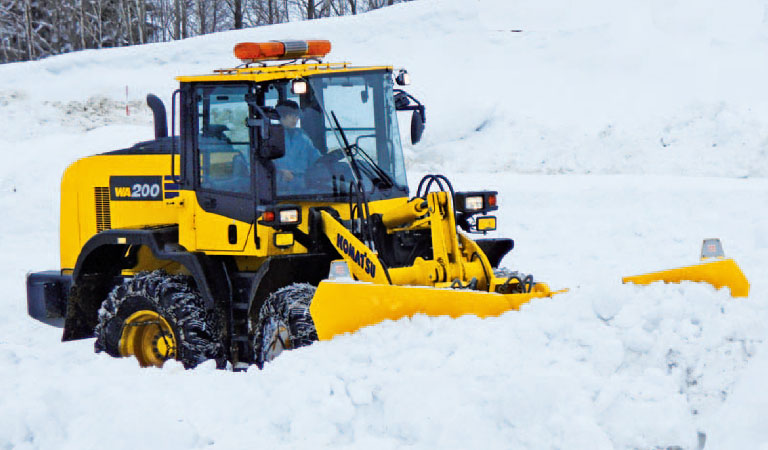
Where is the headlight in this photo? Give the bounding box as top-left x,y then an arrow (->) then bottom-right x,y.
464,196 -> 484,211
279,209 -> 300,224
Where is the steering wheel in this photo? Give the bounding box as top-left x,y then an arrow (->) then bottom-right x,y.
304,148 -> 355,191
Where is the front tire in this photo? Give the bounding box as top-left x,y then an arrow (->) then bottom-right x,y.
94,271 -> 224,369
251,283 -> 318,368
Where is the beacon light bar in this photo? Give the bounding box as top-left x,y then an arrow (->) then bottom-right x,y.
234,40 -> 332,62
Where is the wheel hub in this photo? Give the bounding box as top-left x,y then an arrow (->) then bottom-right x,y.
119,311 -> 177,367
264,324 -> 291,364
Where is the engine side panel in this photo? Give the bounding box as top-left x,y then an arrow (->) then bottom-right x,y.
60,153 -> 181,271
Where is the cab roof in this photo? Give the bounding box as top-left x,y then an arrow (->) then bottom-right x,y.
176,62 -> 392,84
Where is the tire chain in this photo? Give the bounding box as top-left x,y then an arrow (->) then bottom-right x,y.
251,283 -> 318,368
94,270 -> 224,368
493,267 -> 535,294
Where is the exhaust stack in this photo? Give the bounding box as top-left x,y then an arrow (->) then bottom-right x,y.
146,94 -> 168,139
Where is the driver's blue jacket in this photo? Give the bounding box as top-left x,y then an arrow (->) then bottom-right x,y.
275,128 -> 320,175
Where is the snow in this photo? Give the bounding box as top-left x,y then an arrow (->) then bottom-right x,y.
2,0 -> 768,448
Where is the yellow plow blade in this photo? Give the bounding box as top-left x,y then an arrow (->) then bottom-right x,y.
622,258 -> 750,298
309,281 -> 564,340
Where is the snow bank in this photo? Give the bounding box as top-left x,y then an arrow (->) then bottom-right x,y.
0,280 -> 764,449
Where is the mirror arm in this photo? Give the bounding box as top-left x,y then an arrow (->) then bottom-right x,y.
245,98 -> 270,140
393,89 -> 426,123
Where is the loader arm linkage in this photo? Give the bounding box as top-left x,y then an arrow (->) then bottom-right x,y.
310,191 -> 562,340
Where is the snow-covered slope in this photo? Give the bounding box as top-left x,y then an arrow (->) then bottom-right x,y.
1,0 -> 768,448
3,0 -> 768,177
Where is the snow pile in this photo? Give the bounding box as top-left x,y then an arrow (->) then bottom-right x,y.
2,0 -> 768,448
0,281 -> 764,449
46,97 -> 151,131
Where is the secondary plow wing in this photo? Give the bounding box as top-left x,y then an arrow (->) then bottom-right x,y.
622,258 -> 749,297
309,281 -> 564,340
622,239 -> 749,298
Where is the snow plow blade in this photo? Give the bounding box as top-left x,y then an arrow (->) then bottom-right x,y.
309,281 -> 562,340
622,258 -> 750,297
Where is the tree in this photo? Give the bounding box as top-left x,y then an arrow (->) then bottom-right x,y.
0,0 -> 417,64
233,0 -> 242,28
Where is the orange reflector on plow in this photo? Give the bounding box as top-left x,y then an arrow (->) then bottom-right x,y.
622,257 -> 750,297
309,281 -> 564,340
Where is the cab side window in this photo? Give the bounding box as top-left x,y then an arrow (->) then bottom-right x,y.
196,85 -> 251,194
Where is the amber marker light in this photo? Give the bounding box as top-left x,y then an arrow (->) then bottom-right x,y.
234,40 -> 332,62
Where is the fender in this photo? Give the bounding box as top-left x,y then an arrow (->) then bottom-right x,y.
245,253 -> 334,321
474,238 -> 514,269
63,226 -> 232,340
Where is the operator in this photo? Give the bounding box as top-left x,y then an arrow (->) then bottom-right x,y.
274,99 -> 321,187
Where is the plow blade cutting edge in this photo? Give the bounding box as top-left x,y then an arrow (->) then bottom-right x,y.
622,257 -> 750,297
309,281 -> 564,340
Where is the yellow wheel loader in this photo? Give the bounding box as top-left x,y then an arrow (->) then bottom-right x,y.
26,39 -> 565,369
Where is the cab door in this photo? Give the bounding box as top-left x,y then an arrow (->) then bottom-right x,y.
191,84 -> 256,252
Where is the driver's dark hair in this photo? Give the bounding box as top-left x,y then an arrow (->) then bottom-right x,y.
276,99 -> 299,111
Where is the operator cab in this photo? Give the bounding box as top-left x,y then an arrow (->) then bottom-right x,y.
175,40 -> 425,224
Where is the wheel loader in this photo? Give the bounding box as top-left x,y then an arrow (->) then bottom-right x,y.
25,40 -> 562,369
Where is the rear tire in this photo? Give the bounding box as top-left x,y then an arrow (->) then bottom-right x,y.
251,283 -> 318,368
94,271 -> 224,369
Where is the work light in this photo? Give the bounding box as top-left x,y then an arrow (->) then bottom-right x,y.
395,70 -> 411,86
464,196 -> 483,211
292,80 -> 307,95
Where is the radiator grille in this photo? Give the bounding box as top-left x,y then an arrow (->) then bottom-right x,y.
94,187 -> 111,232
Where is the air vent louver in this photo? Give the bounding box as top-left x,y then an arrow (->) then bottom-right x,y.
94,187 -> 111,232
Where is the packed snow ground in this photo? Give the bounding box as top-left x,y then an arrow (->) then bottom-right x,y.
2,0 -> 768,448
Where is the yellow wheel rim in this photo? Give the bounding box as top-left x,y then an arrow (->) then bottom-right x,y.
118,310 -> 177,368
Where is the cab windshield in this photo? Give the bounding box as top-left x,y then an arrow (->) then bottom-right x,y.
265,70 -> 408,199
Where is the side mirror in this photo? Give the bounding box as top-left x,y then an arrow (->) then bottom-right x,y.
411,109 -> 425,145
261,124 -> 285,159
